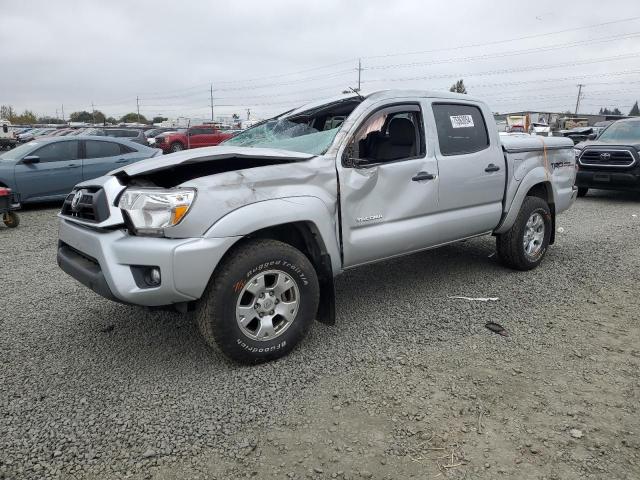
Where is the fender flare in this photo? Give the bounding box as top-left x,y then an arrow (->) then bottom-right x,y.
494,167 -> 553,235
204,196 -> 342,275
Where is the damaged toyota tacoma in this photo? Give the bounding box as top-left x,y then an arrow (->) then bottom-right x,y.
57,90 -> 577,363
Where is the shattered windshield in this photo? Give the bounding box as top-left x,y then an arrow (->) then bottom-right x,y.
222,118 -> 340,155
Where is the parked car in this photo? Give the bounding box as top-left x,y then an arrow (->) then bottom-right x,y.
0,119 -> 17,150
102,128 -> 147,145
57,90 -> 577,364
145,127 -> 182,146
560,126 -> 596,145
0,136 -> 161,205
154,125 -> 234,153
574,117 -> 640,196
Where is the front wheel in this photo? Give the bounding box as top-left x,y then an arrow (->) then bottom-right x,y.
3,212 -> 19,228
496,196 -> 552,271
195,239 -> 320,363
577,187 -> 588,197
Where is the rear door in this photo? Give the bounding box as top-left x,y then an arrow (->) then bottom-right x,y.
188,127 -> 216,148
429,102 -> 505,238
82,139 -> 134,181
14,140 -> 82,201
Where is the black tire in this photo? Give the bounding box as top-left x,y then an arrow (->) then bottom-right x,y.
195,239 -> 320,364
170,142 -> 184,152
496,196 -> 552,271
577,187 -> 588,197
3,212 -> 19,228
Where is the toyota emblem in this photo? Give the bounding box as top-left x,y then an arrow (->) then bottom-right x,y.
600,152 -> 611,161
71,189 -> 86,212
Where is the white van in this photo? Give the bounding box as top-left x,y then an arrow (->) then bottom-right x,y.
0,119 -> 16,149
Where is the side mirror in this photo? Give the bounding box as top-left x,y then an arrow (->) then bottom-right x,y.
22,155 -> 40,164
587,133 -> 597,140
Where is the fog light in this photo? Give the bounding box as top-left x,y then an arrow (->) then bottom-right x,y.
130,265 -> 162,288
146,267 -> 161,286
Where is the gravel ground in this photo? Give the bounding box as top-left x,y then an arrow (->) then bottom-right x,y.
1,190 -> 639,480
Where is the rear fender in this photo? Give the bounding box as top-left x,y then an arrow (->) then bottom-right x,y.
494,167 -> 553,234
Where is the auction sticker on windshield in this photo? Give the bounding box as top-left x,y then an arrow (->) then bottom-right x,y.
450,115 -> 474,128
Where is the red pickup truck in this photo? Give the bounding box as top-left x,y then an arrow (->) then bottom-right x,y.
155,125 -> 235,153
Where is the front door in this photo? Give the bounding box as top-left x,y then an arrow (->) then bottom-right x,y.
338,103 -> 441,267
14,139 -> 82,202
430,102 -> 505,238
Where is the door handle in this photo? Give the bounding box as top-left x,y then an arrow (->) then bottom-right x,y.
115,158 -> 128,163
67,163 -> 80,168
412,171 -> 435,182
485,163 -> 500,172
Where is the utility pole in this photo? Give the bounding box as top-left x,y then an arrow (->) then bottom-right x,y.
246,108 -> 251,120
91,102 -> 96,124
210,83 -> 214,122
136,96 -> 141,124
574,84 -> 584,114
357,58 -> 362,92
61,104 -> 65,123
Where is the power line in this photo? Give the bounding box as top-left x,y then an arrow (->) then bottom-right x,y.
363,52 -> 640,83
364,31 -> 640,71
362,15 -> 640,60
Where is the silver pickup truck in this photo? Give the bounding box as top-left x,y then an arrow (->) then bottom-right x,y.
57,90 -> 577,363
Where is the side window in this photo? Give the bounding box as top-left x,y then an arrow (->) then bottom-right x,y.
190,128 -> 209,135
85,140 -> 122,159
124,130 -> 139,138
119,144 -> 136,154
349,107 -> 424,164
2,124 -> 8,133
32,141 -> 79,163
432,103 -> 489,156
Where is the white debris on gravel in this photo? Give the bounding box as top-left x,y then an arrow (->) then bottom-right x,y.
569,429 -> 584,439
448,296 -> 499,302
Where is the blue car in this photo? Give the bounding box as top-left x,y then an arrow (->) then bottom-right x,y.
0,136 -> 161,205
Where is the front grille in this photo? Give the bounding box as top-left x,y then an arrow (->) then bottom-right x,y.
155,136 -> 165,144
60,187 -> 110,223
579,149 -> 636,168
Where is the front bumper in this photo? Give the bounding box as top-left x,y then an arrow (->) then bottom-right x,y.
57,218 -> 238,306
576,169 -> 640,192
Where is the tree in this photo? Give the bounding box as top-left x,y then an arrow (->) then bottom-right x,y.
11,110 -> 37,124
120,112 -> 148,124
598,107 -> 623,116
69,110 -> 105,123
152,116 -> 168,124
449,79 -> 467,94
629,101 -> 640,116
105,117 -> 118,125
1,105 -> 15,120
37,116 -> 65,125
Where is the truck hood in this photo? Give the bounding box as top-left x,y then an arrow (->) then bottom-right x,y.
114,146 -> 314,177
574,140 -> 640,151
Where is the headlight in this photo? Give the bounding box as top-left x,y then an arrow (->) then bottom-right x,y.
118,188 -> 196,235
573,148 -> 581,159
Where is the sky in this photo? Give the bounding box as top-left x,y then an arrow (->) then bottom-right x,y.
1,0 -> 640,122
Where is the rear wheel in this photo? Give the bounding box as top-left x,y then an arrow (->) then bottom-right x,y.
3,212 -> 19,228
577,187 -> 588,197
169,142 -> 184,153
496,196 -> 551,271
195,239 -> 319,363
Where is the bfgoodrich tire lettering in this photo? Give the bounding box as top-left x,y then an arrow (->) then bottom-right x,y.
496,196 -> 552,271
196,239 -> 319,363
